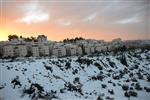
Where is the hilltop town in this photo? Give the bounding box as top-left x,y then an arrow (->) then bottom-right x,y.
0,35 -> 149,59
0,35 -> 150,100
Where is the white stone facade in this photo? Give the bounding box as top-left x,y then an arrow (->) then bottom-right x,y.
32,46 -> 39,57
39,45 -> 49,56
76,46 -> 82,55
52,47 -> 66,57
3,45 -> 14,57
14,45 -> 27,57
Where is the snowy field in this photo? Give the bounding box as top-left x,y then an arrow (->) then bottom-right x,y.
0,49 -> 150,100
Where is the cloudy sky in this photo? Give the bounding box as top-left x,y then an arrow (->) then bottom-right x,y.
0,0 -> 149,41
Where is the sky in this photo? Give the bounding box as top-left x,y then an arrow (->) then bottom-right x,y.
0,0 -> 150,41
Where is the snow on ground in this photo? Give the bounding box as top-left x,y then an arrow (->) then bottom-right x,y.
0,49 -> 150,100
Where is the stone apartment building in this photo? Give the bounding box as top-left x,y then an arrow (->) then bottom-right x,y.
83,45 -> 91,54
76,46 -> 83,55
31,46 -> 39,57
3,45 -> 14,57
65,45 -> 77,56
52,47 -> 66,57
14,45 -> 27,57
39,45 -> 50,56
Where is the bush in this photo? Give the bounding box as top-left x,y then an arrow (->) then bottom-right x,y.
124,90 -> 138,97
147,75 -> 150,82
94,62 -> 103,70
96,95 -> 103,100
65,62 -> 71,69
144,87 -> 150,92
108,61 -> 116,68
76,57 -> 93,66
120,54 -> 128,66
124,91 -> 130,97
108,89 -> 114,95
131,77 -> 137,82
128,90 -> 138,97
137,73 -> 143,80
73,77 -> 80,84
135,83 -> 142,91
122,84 -> 129,91
101,84 -> 107,88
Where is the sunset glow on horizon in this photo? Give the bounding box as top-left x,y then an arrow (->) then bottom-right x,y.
0,0 -> 149,41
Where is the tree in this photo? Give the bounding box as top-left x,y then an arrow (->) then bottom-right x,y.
8,34 -> 19,41
63,37 -> 85,43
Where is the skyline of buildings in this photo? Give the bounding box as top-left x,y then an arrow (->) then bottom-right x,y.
0,35 -> 149,58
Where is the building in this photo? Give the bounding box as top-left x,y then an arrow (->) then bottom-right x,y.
90,46 -> 95,53
3,45 -> 14,57
52,47 -> 66,57
76,46 -> 83,55
14,45 -> 27,57
31,46 -> 39,57
65,45 -> 77,56
84,46 -> 90,54
1,35 -> 149,58
95,45 -> 107,52
39,45 -> 49,56
112,38 -> 122,43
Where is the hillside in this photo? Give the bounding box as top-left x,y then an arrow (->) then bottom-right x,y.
0,49 -> 150,100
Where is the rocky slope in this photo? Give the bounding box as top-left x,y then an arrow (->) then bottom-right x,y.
0,49 -> 150,100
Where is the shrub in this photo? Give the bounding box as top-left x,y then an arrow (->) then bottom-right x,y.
122,84 -> 129,91
108,89 -> 114,95
144,87 -> 150,92
73,77 -> 80,84
108,61 -> 116,68
96,95 -> 103,100
101,84 -> 107,88
147,75 -> 150,82
65,62 -> 71,70
128,90 -> 138,97
94,62 -> 103,70
135,83 -> 142,91
124,91 -> 130,97
124,90 -> 138,97
120,54 -> 128,66
131,77 -> 137,82
76,57 -> 93,66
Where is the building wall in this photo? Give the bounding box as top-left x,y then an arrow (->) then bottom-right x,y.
15,45 -> 27,57
32,46 -> 39,57
84,46 -> 90,54
76,46 -> 82,55
52,47 -> 66,57
39,45 -> 49,56
3,45 -> 14,57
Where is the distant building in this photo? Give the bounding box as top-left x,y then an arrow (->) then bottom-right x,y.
65,45 -> 77,56
112,38 -> 122,43
90,46 -> 95,53
52,47 -> 66,57
0,35 -> 148,58
3,45 -> 14,57
76,46 -> 83,55
14,45 -> 27,57
39,45 -> 49,56
31,46 -> 39,57
84,46 -> 91,54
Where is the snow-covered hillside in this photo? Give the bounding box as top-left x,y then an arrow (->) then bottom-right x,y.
0,49 -> 150,100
